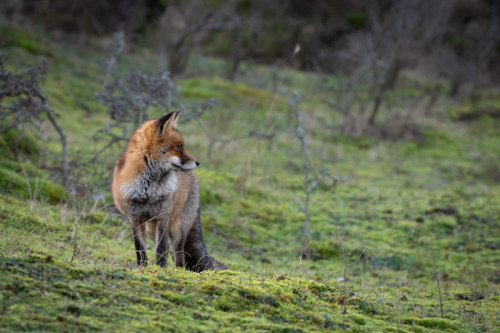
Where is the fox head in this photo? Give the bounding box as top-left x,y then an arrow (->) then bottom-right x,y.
141,110 -> 199,171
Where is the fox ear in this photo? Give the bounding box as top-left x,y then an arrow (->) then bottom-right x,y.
157,110 -> 181,134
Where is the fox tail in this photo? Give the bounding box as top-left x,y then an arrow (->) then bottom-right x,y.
184,208 -> 227,272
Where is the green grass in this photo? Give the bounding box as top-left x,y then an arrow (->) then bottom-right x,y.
0,24 -> 499,332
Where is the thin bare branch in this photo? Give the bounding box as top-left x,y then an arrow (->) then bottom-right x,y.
0,54 -> 68,186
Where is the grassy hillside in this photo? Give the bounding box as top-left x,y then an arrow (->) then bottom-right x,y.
1,24 -> 499,332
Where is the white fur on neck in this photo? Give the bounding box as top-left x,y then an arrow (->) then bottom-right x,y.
121,168 -> 177,200
164,170 -> 178,193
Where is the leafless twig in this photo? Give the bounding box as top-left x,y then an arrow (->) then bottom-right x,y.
103,30 -> 125,79
0,54 -> 68,186
342,241 -> 348,329
289,91 -> 347,259
435,267 -> 444,318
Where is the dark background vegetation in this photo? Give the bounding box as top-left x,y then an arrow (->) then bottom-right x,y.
3,0 -> 500,85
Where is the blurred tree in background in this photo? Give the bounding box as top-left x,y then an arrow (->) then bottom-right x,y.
1,0 -> 498,89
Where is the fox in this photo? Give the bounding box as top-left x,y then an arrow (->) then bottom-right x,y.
112,110 -> 227,272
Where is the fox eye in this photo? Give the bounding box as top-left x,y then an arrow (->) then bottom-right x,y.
173,145 -> 181,152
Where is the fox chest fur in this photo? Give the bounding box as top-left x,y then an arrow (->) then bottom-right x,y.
119,160 -> 179,219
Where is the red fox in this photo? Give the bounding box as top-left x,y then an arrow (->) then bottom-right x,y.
112,110 -> 226,271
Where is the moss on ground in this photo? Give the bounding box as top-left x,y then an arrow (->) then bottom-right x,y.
0,252 -> 473,332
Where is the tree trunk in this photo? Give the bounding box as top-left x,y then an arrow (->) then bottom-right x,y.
368,60 -> 401,125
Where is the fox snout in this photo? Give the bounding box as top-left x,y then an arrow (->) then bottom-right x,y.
169,150 -> 199,171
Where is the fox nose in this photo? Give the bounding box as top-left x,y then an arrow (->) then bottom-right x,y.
195,161 -> 200,166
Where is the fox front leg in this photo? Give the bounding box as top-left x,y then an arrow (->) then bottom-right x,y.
173,237 -> 187,268
155,222 -> 169,268
169,222 -> 186,268
130,218 -> 148,267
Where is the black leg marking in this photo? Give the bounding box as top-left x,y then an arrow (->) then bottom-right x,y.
156,224 -> 169,268
131,223 -> 148,267
174,248 -> 185,268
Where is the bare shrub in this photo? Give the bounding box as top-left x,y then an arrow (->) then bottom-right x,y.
338,84 -> 442,141
81,71 -> 176,167
336,0 -> 454,132
95,71 -> 175,128
0,54 -> 68,186
289,91 -> 346,259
